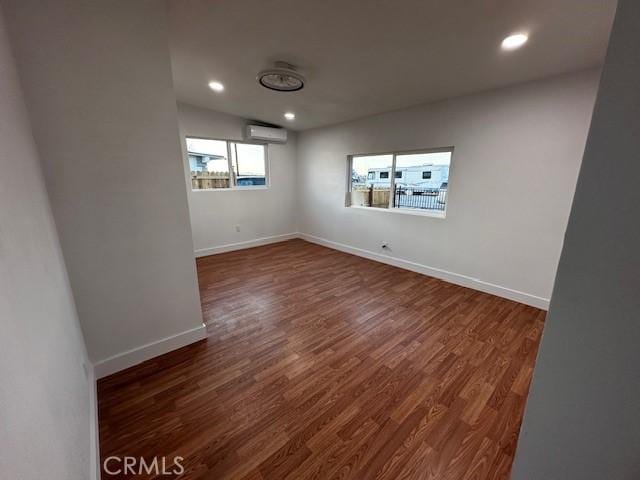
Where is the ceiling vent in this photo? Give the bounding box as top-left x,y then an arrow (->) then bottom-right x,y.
257,62 -> 305,92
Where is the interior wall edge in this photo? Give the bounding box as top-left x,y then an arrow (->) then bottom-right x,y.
511,0 -> 640,476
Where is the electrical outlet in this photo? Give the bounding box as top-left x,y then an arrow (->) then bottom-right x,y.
381,242 -> 389,249
235,225 -> 241,232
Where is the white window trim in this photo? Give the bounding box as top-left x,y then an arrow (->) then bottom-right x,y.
191,185 -> 270,192
185,136 -> 270,191
349,204 -> 446,219
346,146 -> 453,218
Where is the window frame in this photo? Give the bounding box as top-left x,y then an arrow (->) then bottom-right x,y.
346,146 -> 454,218
185,136 -> 270,192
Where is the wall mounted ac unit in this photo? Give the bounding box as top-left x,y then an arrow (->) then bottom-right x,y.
245,125 -> 288,144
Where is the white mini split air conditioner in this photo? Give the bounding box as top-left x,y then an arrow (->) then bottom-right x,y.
245,125 -> 288,144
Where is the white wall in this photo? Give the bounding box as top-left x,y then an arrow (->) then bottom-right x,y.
177,103 -> 298,255
2,0 -> 204,369
296,70 -> 600,307
0,6 -> 93,479
513,1 -> 640,478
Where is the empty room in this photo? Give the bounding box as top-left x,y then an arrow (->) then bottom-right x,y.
2,0 -> 639,479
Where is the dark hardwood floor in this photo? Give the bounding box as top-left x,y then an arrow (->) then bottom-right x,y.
98,239 -> 545,479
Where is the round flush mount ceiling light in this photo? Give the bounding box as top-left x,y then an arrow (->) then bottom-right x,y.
208,81 -> 224,92
284,112 -> 296,121
501,33 -> 528,51
257,62 -> 305,92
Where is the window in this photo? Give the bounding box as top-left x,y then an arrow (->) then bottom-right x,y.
348,148 -> 452,215
230,142 -> 267,186
186,137 -> 267,190
350,154 -> 393,209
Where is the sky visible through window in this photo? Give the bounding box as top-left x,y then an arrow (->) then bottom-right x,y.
232,143 -> 265,176
186,138 -> 265,176
352,151 -> 451,176
186,137 -> 226,157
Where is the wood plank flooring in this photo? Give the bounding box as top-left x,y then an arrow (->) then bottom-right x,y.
98,239 -> 545,479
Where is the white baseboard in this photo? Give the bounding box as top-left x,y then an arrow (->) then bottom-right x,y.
88,365 -> 100,479
93,323 -> 207,379
195,231 -> 549,309
298,233 -> 550,310
194,233 -> 298,258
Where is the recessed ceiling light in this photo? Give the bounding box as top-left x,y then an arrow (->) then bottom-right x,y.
208,81 -> 224,92
501,33 -> 528,51
284,112 -> 296,121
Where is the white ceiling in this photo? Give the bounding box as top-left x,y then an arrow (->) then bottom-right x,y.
168,0 -> 616,131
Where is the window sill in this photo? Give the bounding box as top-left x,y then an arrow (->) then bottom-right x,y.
192,186 -> 270,192
348,204 -> 446,219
